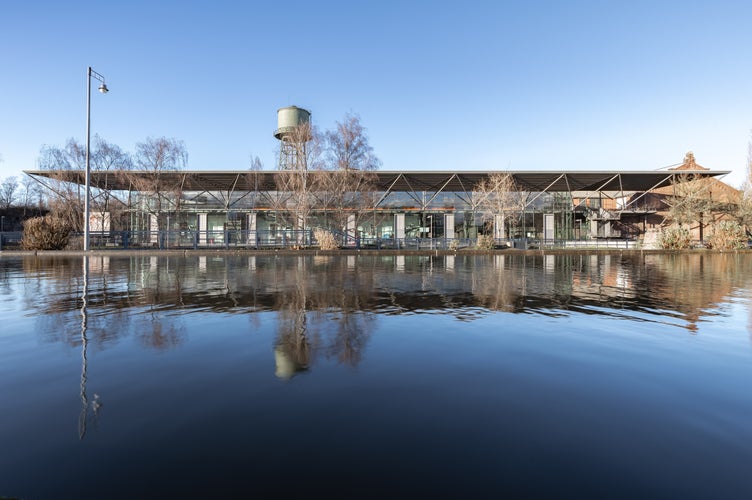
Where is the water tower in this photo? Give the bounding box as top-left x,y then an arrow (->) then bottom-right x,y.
274,105 -> 311,170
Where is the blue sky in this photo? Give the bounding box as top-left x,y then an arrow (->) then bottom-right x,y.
1,0 -> 751,186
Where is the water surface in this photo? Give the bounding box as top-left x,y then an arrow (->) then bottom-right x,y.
1,253 -> 751,498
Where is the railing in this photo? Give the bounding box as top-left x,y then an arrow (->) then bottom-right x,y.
0,231 -> 23,250
81,231 -> 518,251
85,229 -> 316,250
1,229 -> 642,251
557,239 -> 637,249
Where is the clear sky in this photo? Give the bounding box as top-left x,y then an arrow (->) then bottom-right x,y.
1,0 -> 751,186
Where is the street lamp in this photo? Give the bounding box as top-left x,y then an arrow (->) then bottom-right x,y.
84,67 -> 109,252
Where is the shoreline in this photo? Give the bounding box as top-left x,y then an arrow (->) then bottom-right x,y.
2,248 -> 751,258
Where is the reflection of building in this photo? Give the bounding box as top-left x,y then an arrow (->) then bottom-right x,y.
26,163 -> 731,247
24,253 -> 752,356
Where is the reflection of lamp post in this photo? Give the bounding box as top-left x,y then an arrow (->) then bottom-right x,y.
79,255 -> 89,439
84,67 -> 109,252
79,255 -> 101,439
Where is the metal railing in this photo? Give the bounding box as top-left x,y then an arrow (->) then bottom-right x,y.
85,229 -> 316,250
0,231 -> 23,250
81,230 -> 517,251
2,228 -> 642,251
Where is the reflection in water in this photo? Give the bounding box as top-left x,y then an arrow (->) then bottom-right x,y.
78,256 -> 101,439
9,252 -> 752,363
273,256 -> 375,379
274,258 -> 312,379
2,252 -> 752,498
79,255 -> 89,439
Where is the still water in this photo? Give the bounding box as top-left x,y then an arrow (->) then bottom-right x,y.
1,252 -> 751,499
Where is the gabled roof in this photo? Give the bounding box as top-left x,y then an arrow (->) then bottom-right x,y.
651,152 -> 740,203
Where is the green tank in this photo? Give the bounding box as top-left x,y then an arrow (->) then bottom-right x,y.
274,106 -> 311,140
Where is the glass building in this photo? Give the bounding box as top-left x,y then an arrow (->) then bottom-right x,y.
25,168 -> 730,249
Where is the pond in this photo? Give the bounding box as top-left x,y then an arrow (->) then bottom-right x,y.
1,253 -> 751,498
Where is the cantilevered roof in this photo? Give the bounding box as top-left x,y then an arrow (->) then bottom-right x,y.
24,169 -> 730,194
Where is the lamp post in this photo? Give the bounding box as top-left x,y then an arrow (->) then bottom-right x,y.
84,67 -> 109,252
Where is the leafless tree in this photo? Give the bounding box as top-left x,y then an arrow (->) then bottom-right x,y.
472,172 -> 526,238
318,113 -> 380,238
314,169 -> 378,238
324,112 -> 381,172
272,122 -> 322,234
19,175 -> 44,215
244,155 -> 264,211
36,139 -> 87,230
134,136 -> 188,172
736,135 -> 752,234
664,174 -> 715,238
35,137 -> 132,232
121,137 -> 188,236
89,136 -> 131,232
0,176 -> 18,208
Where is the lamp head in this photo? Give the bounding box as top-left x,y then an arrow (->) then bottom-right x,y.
98,83 -> 109,94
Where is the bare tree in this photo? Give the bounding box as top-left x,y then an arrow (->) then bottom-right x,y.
19,176 -> 44,215
472,172 -> 526,239
314,169 -> 378,239
664,174 -> 715,239
324,112 -> 381,172
318,113 -> 380,240
90,136 -> 131,232
245,154 -> 264,210
36,137 -> 133,232
134,136 -> 188,172
0,176 -> 18,208
248,155 -> 263,174
121,137 -> 188,239
736,135 -> 752,234
36,139 -> 87,230
272,122 -> 322,235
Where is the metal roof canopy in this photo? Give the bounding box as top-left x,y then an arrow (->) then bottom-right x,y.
24,169 -> 729,194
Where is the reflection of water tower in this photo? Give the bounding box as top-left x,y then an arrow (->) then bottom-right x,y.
274,105 -> 312,170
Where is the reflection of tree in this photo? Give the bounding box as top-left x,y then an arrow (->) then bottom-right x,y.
274,258 -> 313,379
135,312 -> 186,350
18,257 -> 129,349
134,257 -> 187,350
274,320 -> 311,380
15,252 -> 752,358
272,256 -> 378,378
327,310 -> 372,366
313,258 -> 375,368
468,255 -> 527,312
320,259 -> 374,367
642,253 -> 752,331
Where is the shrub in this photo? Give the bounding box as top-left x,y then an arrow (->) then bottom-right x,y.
658,226 -> 691,250
475,234 -> 495,250
448,238 -> 460,251
22,215 -> 73,250
313,228 -> 339,250
706,220 -> 747,251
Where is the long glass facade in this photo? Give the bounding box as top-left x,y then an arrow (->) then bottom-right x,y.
25,168 -> 731,249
